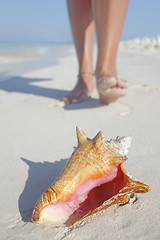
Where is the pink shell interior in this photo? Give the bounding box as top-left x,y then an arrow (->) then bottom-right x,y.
40,165 -> 126,225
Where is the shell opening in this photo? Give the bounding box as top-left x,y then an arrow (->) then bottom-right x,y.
39,166 -> 127,226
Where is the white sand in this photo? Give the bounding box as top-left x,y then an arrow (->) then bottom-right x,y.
0,41 -> 160,240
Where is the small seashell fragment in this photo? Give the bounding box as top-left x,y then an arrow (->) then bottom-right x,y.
32,127 -> 150,226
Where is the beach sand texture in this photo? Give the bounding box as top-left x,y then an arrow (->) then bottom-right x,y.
0,40 -> 160,240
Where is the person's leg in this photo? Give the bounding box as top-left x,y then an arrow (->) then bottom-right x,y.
63,0 -> 96,104
92,0 -> 129,103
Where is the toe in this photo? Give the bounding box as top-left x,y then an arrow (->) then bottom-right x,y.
117,79 -> 128,88
62,96 -> 71,104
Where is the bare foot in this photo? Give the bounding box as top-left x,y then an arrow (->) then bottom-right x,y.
97,77 -> 128,104
62,73 -> 96,104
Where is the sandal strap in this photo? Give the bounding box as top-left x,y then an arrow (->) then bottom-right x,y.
78,72 -> 95,77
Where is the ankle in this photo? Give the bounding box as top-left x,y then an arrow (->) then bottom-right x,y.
78,72 -> 96,92
96,66 -> 117,80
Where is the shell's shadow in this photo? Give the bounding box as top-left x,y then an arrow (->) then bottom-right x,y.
19,157 -> 68,222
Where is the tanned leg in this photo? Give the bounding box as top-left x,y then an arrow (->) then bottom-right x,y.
92,0 -> 129,103
63,0 -> 96,104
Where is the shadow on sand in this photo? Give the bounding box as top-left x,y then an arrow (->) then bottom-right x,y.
0,75 -> 106,109
0,75 -> 68,100
19,157 -> 68,222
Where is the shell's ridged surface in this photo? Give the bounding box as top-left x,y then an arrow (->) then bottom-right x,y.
32,127 -> 150,225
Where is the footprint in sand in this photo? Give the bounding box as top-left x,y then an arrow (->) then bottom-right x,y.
130,84 -> 160,94
49,100 -> 65,108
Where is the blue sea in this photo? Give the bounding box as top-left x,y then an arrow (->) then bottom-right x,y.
0,41 -> 73,60
0,41 -> 72,50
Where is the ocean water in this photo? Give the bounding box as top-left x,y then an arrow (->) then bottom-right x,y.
0,41 -> 71,48
1,35 -> 160,56
0,41 -> 73,59
0,41 -> 73,78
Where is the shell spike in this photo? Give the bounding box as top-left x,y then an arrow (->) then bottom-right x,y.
93,131 -> 106,149
76,126 -> 88,145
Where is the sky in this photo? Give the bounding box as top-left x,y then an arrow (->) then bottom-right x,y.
0,0 -> 160,42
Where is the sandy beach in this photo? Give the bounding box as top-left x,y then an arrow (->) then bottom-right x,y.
0,40 -> 160,240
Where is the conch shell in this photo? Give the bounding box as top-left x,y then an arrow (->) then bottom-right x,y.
32,127 -> 150,226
